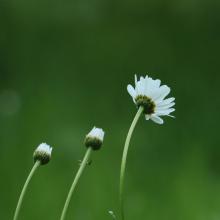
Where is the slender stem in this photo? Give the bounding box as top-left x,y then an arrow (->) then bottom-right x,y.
13,160 -> 41,220
119,106 -> 144,220
60,147 -> 92,220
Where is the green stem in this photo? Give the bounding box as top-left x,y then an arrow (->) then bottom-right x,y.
13,160 -> 41,220
119,106 -> 144,220
60,147 -> 92,220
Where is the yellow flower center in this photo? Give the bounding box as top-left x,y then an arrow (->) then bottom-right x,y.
135,95 -> 155,114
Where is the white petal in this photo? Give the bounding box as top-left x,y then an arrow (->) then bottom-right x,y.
87,127 -> 105,141
35,143 -> 52,155
153,79 -> 161,88
144,77 -> 156,96
157,102 -> 175,110
145,114 -> 150,120
136,79 -> 145,95
147,77 -> 154,90
127,85 -> 136,98
143,77 -> 149,95
156,108 -> 175,116
157,97 -> 175,105
153,85 -> 170,101
135,74 -> 138,87
150,88 -> 162,100
150,115 -> 164,124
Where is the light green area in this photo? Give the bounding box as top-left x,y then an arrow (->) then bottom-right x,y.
0,0 -> 220,219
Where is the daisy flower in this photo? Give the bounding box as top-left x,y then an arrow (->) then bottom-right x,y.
33,143 -> 52,165
127,75 -> 175,124
13,142 -> 53,220
60,126 -> 105,220
85,127 -> 105,150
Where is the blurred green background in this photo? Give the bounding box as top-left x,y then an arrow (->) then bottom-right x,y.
1,0 -> 220,219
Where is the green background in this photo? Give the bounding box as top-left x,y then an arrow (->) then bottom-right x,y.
1,0 -> 220,219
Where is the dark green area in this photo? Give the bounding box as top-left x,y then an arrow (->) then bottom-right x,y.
1,0 -> 220,219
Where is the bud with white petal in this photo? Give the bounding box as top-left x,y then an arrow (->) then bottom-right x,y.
84,127 -> 104,150
33,143 -> 52,165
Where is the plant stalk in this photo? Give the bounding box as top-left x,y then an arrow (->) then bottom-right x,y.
60,147 -> 92,220
119,106 -> 144,220
13,160 -> 41,220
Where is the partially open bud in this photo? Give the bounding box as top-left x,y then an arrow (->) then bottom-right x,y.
33,143 -> 52,165
84,127 -> 104,150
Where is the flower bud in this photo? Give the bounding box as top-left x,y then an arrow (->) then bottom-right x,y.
84,127 -> 104,150
33,143 -> 52,165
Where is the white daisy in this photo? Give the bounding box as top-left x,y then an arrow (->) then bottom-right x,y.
127,75 -> 175,124
35,143 -> 52,154
33,143 -> 52,165
85,127 -> 105,150
86,127 -> 105,141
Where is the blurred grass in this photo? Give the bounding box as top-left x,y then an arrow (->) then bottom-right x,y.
1,0 -> 220,219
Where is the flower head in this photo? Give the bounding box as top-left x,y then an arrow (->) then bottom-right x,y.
127,75 -> 175,124
33,143 -> 52,165
84,127 -> 105,150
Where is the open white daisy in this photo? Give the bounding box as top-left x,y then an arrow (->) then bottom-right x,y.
127,75 -> 175,124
